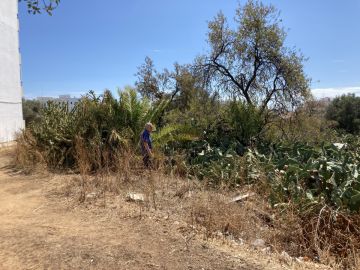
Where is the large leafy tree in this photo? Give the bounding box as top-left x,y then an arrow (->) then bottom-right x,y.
326,94 -> 360,134
201,0 -> 310,115
20,0 -> 60,15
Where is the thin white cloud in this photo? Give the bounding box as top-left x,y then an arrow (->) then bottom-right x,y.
152,49 -> 161,53
312,86 -> 360,98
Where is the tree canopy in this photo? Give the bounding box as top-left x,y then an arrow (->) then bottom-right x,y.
326,94 -> 360,134
200,0 -> 310,115
135,57 -> 207,109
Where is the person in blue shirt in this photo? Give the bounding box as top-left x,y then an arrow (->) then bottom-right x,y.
140,122 -> 154,168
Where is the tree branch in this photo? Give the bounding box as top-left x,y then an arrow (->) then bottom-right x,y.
244,46 -> 261,100
210,59 -> 253,105
260,73 -> 281,112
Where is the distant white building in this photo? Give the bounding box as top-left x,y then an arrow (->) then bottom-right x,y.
0,0 -> 25,143
37,95 -> 80,111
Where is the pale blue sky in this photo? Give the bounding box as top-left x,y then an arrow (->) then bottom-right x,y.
19,0 -> 360,98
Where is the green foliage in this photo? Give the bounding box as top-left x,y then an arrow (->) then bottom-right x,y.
254,137 -> 360,212
187,142 -> 243,185
192,101 -> 264,152
23,88 -> 175,170
265,99 -> 338,144
29,101 -> 77,168
228,101 -> 264,145
17,1 -> 360,265
326,94 -> 360,134
135,57 -> 165,101
179,130 -> 360,212
18,0 -> 360,218
160,100 -> 265,184
202,0 -> 310,114
22,98 -> 42,127
152,124 -> 198,149
164,90 -> 221,137
181,140 -> 262,186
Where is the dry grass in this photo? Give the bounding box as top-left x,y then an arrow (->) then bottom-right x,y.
300,207 -> 360,269
13,131 -> 47,174
16,172 -> 360,268
188,191 -> 268,240
11,138 -> 360,269
56,171 -> 337,269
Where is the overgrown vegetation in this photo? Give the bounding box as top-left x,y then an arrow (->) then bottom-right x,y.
17,88 -> 177,171
22,98 -> 41,127
326,94 -> 360,134
16,0 -> 360,268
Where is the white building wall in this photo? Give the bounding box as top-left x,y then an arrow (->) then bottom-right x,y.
0,0 -> 24,142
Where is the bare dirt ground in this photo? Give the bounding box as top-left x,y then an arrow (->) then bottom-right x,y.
0,148 -> 331,270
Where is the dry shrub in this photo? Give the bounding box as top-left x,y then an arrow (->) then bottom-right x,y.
187,186 -> 360,268
74,134 -> 146,175
74,136 -> 92,175
115,148 -> 143,180
74,136 -> 92,202
13,130 -> 46,173
266,204 -> 360,269
266,205 -> 309,257
189,191 -> 271,241
163,153 -> 189,178
301,207 -> 360,269
74,135 -> 146,197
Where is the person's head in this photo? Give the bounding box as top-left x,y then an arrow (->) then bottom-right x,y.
145,122 -> 154,133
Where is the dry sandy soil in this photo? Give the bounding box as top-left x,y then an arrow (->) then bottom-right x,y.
0,148 -> 331,270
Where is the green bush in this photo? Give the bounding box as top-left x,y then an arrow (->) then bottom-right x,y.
228,101 -> 265,145
22,98 -> 42,127
28,101 -> 77,168
326,94 -> 360,134
21,88 -> 170,171
254,137 -> 360,212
